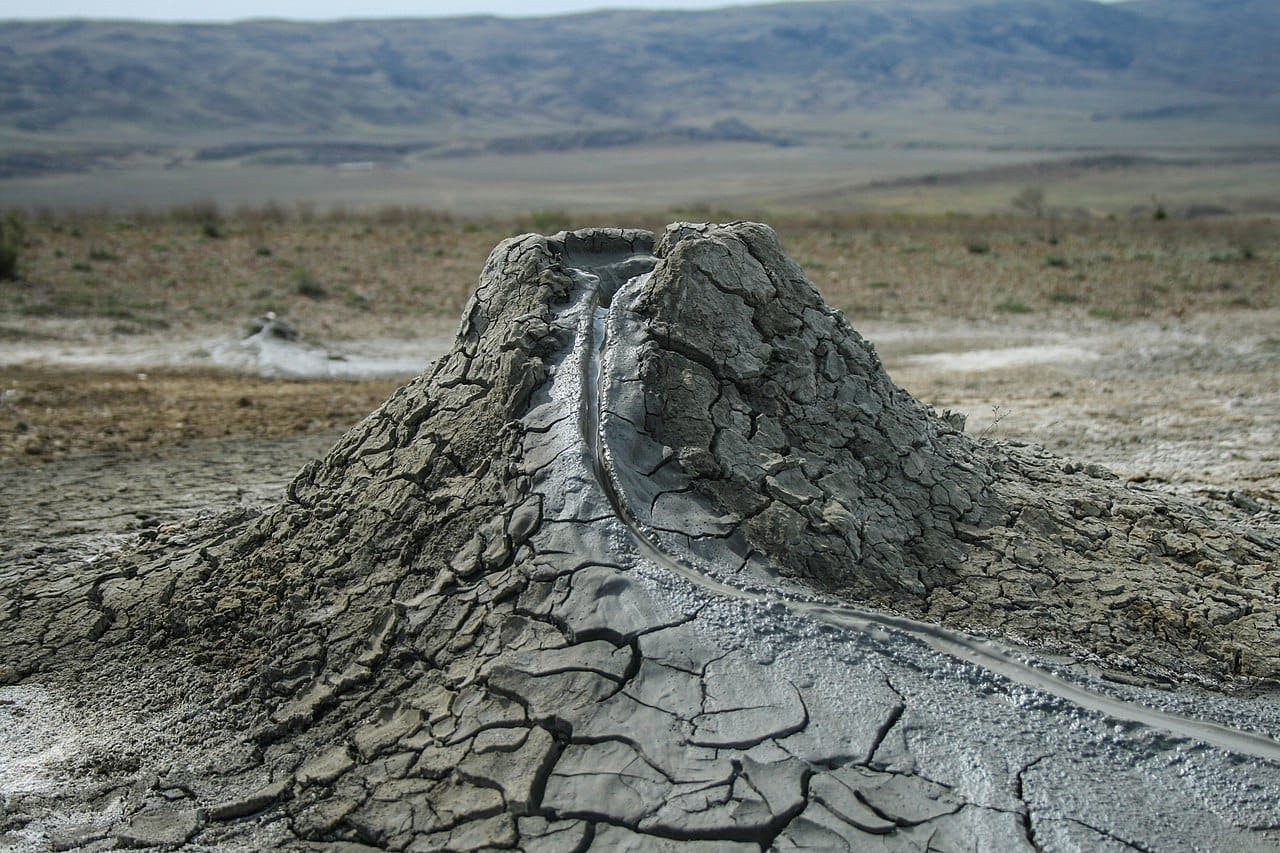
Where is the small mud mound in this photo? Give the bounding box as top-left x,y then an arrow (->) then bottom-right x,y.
204,312 -> 435,378
2,224 -> 1278,851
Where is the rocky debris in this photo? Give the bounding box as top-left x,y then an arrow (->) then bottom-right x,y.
244,312 -> 300,342
1,223 -> 1278,851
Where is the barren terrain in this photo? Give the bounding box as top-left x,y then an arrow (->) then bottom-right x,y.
2,0 -> 1278,844
1,220 -> 1277,851
2,211 -> 1276,565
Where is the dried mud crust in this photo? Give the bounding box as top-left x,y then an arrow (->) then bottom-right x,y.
1,224 -> 1278,852
0,432 -> 343,575
617,222 -> 1279,683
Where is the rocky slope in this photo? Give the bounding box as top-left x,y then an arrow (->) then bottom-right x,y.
1,222 -> 1278,851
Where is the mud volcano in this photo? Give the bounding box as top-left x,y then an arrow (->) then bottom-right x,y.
3,222 -> 1279,850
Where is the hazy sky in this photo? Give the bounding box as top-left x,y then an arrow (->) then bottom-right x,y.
0,0 -> 812,23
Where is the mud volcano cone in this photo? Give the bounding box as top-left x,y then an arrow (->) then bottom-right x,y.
3,223 -> 1278,851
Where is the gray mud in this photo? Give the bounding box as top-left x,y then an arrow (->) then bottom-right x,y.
1,223 -> 1278,851
0,433 -> 342,573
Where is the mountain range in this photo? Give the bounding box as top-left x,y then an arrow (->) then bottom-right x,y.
0,0 -> 1276,177
0,0 -> 1274,131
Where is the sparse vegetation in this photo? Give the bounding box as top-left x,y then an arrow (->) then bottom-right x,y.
0,368 -> 401,461
292,267 -> 327,299
994,300 -> 1033,314
173,199 -> 225,239
86,245 -> 119,262
0,206 -> 1275,334
1011,186 -> 1045,219
528,210 -> 572,233
1,205 -> 1276,473
976,405 -> 1011,443
0,212 -> 23,280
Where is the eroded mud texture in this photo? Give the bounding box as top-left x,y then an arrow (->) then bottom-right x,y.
2,223 -> 1279,851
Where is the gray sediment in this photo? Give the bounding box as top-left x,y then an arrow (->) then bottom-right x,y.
1,223 -> 1277,851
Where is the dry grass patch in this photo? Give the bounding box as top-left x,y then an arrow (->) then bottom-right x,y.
0,367 -> 400,463
0,208 -> 1275,336
775,213 -> 1278,321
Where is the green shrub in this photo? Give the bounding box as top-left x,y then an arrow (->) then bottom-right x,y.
994,300 -> 1032,314
529,209 -> 571,232
1210,245 -> 1256,263
0,213 -> 24,280
293,267 -> 326,299
0,245 -> 17,280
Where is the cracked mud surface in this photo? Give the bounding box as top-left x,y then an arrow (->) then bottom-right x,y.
2,223 -> 1279,851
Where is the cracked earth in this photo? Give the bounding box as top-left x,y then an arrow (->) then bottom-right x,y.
2,222 -> 1279,851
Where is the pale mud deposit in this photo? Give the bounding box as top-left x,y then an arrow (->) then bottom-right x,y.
878,310 -> 1280,500
0,315 -> 454,380
1,223 -> 1278,852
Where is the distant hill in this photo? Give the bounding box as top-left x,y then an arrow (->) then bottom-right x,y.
0,0 -> 1277,170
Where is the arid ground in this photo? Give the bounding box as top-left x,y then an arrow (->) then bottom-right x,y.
1,212 -> 1278,852
2,209 -> 1276,561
